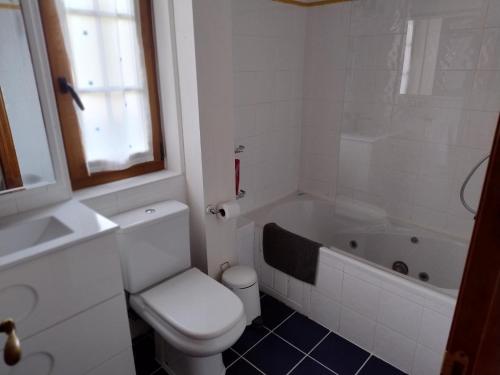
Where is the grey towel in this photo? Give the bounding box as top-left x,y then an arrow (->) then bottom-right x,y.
263,223 -> 321,285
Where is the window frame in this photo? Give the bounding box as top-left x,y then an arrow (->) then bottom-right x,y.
0,87 -> 23,190
39,0 -> 164,190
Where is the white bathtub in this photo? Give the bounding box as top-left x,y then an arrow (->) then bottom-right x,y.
244,195 -> 466,375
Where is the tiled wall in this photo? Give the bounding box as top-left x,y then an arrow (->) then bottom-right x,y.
298,2 -> 351,199
309,0 -> 498,240
231,0 -> 306,213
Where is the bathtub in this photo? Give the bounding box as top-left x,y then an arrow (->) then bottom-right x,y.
244,194 -> 467,375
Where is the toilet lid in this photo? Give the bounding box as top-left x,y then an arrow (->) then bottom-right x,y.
140,268 -> 244,340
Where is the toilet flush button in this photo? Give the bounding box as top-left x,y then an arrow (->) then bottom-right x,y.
145,208 -> 156,214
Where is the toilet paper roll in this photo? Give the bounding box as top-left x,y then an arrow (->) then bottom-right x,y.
217,200 -> 240,221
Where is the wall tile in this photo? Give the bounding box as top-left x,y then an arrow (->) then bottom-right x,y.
419,309 -> 452,352
341,274 -> 380,318
310,290 -> 341,332
377,291 -> 423,340
373,324 -> 417,373
339,306 -> 376,351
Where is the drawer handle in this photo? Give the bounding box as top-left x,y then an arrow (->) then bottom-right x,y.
0,319 -> 21,366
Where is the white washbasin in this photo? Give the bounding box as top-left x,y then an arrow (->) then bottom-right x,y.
0,200 -> 118,271
0,216 -> 72,257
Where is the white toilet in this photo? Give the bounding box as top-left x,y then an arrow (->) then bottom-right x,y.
111,201 -> 246,375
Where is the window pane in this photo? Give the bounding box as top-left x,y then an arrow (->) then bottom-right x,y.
118,19 -> 142,87
60,0 -> 154,173
63,0 -> 93,11
67,15 -> 104,89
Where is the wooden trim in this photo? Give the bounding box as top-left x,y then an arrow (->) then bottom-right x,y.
138,0 -> 163,162
444,114 -> 500,375
39,0 -> 164,190
39,0 -> 89,185
0,3 -> 20,10
272,0 -> 350,7
71,160 -> 164,189
0,87 -> 23,189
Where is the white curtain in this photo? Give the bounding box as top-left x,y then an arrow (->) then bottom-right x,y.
58,0 -> 154,173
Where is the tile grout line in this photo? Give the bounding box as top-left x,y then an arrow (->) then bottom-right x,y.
241,356 -> 266,374
234,311 -> 297,359
284,331 -> 338,375
225,348 -> 243,370
354,354 -> 372,375
236,310 -> 297,372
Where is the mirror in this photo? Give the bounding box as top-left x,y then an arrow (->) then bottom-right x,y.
0,0 -> 54,193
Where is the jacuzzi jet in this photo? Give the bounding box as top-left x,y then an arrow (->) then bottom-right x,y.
349,240 -> 358,249
418,272 -> 429,282
392,261 -> 409,275
411,236 -> 419,244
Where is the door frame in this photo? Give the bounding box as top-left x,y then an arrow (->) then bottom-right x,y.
443,114 -> 500,375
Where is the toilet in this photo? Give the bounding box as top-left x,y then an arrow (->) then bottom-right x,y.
111,201 -> 246,375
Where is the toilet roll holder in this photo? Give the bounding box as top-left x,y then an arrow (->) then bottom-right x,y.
206,205 -> 222,216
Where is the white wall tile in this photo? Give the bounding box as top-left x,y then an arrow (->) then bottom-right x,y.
412,344 -> 444,375
377,291 -> 423,340
341,274 -> 380,318
339,306 -> 376,351
310,290 -> 341,332
419,309 -> 452,352
273,270 -> 288,295
373,324 -> 417,373
314,263 -> 343,301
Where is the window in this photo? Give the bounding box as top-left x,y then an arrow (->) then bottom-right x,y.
40,0 -> 163,189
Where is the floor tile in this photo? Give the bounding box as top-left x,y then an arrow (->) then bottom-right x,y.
275,312 -> 329,352
223,349 -> 240,367
132,334 -> 160,375
310,332 -> 370,375
227,359 -> 263,375
261,295 -> 294,329
358,356 -> 407,375
245,333 -> 304,374
232,324 -> 270,354
289,357 -> 335,375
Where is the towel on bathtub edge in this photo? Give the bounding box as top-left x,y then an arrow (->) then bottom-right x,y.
262,222 -> 321,285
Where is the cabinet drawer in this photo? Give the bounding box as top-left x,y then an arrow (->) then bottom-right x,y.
0,234 -> 123,348
0,294 -> 132,375
85,348 -> 135,375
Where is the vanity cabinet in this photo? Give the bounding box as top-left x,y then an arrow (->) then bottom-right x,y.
0,232 -> 135,375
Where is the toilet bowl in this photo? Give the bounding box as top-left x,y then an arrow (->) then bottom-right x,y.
111,201 -> 246,375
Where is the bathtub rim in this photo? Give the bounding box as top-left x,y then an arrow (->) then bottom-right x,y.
247,192 -> 463,301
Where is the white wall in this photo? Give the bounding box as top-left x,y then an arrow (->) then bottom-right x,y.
231,0 -> 306,214
300,0 -> 500,240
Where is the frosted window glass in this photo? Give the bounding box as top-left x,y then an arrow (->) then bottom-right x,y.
67,15 -> 104,89
63,0 -> 93,11
58,0 -> 154,173
118,20 -> 141,87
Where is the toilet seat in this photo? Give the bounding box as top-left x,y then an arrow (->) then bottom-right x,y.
130,268 -> 246,357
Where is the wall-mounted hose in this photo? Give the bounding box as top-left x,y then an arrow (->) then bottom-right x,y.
460,154 -> 490,215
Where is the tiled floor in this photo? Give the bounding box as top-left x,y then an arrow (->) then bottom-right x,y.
132,293 -> 407,375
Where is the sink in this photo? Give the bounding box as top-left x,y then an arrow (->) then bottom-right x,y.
0,216 -> 72,257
